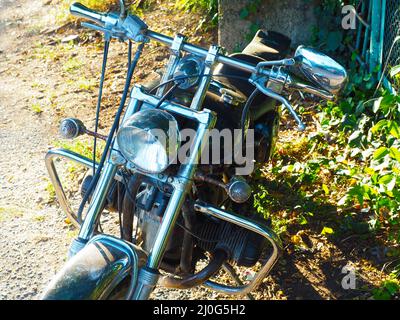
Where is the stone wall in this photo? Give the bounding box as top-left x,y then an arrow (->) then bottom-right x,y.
218,0 -> 322,52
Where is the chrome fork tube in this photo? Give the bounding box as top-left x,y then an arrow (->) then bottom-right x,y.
147,118 -> 213,268
78,161 -> 118,240
133,110 -> 215,300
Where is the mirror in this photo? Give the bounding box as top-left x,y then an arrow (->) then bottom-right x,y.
293,46 -> 347,95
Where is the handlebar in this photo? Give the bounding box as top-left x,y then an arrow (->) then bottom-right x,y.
69,2 -> 337,131
70,2 -> 259,75
70,3 -> 110,26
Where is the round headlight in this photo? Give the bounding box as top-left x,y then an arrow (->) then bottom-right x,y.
117,109 -> 181,173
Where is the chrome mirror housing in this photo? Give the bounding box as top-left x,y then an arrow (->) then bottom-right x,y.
293,46 -> 348,95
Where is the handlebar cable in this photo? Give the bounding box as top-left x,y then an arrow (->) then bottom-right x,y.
149,74 -> 261,95
240,88 -> 259,144
77,42 -> 146,224
154,82 -> 180,109
92,39 -> 110,176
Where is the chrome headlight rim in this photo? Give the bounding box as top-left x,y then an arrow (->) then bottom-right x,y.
116,109 -> 181,174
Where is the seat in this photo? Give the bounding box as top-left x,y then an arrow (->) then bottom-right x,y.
214,30 -> 291,98
213,30 -> 291,119
242,30 -> 291,61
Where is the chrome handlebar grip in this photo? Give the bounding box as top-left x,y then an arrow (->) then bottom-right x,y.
70,2 -> 107,26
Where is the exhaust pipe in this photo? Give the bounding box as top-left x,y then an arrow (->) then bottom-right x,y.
193,200 -> 282,296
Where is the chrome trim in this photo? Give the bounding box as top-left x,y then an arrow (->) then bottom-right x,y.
157,34 -> 186,97
147,109 -> 216,268
45,148 -> 99,228
250,76 -> 306,132
130,85 -> 214,124
193,200 -> 282,296
41,234 -> 147,300
78,161 -> 118,240
146,30 -> 258,74
190,45 -> 219,110
294,46 -> 348,95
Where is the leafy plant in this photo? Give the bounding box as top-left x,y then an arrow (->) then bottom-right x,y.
175,0 -> 218,30
373,276 -> 400,300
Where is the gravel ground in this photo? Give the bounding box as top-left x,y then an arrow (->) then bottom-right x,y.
0,0 -> 71,299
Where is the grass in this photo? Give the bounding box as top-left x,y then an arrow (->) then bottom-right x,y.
67,77 -> 97,91
32,43 -> 61,62
45,181 -> 56,203
33,214 -> 46,222
0,207 -> 24,222
62,57 -> 84,73
31,103 -> 43,114
54,138 -> 104,162
55,0 -> 124,25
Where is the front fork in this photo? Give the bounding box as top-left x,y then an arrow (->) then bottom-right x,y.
68,105 -> 215,300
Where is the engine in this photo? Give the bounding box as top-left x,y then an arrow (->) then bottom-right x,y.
81,173 -> 269,273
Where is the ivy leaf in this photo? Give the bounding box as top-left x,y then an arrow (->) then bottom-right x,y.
373,97 -> 383,113
348,130 -> 361,145
321,226 -> 334,235
390,65 -> 400,78
389,147 -> 400,162
326,31 -> 342,51
371,119 -> 388,134
298,215 -> 308,225
239,8 -> 249,19
389,121 -> 400,139
387,177 -> 396,192
373,147 -> 390,160
379,175 -> 396,192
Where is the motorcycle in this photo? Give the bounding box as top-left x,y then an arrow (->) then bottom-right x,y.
41,1 -> 347,300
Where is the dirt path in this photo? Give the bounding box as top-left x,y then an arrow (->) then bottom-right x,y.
0,0 -> 70,299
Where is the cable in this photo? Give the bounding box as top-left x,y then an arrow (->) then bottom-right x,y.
149,73 -> 260,95
240,88 -> 259,143
154,82 -> 179,109
77,42 -> 145,224
93,39 -> 110,176
128,41 -> 132,69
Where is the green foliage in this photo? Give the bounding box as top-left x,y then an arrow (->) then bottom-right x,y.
237,0 -> 262,45
325,78 -> 400,240
373,275 -> 400,300
54,139 -> 104,162
253,44 -> 400,250
175,0 -> 218,30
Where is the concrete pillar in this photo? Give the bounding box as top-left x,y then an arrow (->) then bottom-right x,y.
219,0 -> 322,52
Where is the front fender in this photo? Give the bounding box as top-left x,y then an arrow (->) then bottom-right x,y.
41,235 -> 147,300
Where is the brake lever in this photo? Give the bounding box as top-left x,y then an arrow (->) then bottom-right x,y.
249,77 -> 306,132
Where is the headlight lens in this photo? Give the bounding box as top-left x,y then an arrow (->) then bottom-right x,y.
117,109 -> 181,173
